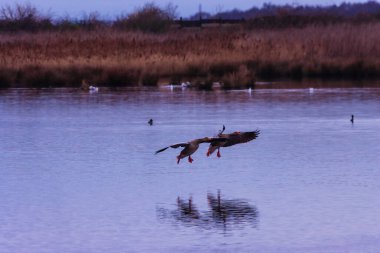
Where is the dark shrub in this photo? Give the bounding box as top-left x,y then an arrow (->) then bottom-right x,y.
185,64 -> 206,77
105,68 -> 140,86
289,64 -> 303,80
0,3 -> 53,32
0,69 -> 13,88
114,3 -> 177,33
194,78 -> 213,90
256,63 -> 282,79
209,63 -> 238,77
222,65 -> 255,89
18,66 -> 67,87
141,72 -> 159,86
169,74 -> 182,85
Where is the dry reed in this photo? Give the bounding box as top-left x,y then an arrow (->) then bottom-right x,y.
1,23 -> 380,88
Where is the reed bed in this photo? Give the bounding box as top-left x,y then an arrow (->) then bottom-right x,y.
1,22 -> 380,88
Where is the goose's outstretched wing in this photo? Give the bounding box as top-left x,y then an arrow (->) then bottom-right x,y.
240,130 -> 260,143
224,129 -> 260,147
155,143 -> 188,154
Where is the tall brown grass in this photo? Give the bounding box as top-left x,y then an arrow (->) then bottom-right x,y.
1,22 -> 380,88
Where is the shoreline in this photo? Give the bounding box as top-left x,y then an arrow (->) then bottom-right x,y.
4,79 -> 380,92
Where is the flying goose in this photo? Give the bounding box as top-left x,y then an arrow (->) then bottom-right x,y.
207,125 -> 260,157
156,137 -> 227,164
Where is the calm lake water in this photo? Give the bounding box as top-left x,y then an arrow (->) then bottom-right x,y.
1,85 -> 380,253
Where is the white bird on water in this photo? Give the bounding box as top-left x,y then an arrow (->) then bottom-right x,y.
81,80 -> 99,93
89,86 -> 99,92
181,82 -> 191,88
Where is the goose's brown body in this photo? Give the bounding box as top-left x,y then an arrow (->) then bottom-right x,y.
156,137 -> 227,164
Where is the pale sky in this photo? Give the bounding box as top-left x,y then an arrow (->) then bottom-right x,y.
0,0 -> 371,18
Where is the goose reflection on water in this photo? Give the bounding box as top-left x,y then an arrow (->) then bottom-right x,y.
207,191 -> 259,227
157,191 -> 259,231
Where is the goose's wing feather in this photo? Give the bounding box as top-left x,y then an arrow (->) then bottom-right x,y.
224,130 -> 260,147
240,130 -> 260,143
170,143 -> 189,148
155,147 -> 170,154
223,133 -> 243,146
155,143 -> 188,154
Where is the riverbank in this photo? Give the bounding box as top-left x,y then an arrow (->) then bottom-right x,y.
1,22 -> 380,89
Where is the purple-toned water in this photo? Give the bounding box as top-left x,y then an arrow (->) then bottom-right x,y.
1,86 -> 379,253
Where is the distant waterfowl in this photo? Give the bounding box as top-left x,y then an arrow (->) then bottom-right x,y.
156,137 -> 227,164
165,82 -> 191,91
81,79 -> 99,92
148,119 -> 153,126
181,81 -> 191,88
351,115 -> 354,124
207,125 -> 260,158
89,85 -> 99,92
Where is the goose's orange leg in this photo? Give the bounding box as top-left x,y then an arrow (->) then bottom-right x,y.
217,148 -> 221,158
188,156 -> 194,163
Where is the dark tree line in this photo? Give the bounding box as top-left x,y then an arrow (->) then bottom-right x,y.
1,1 -> 380,33
0,2 -> 177,33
